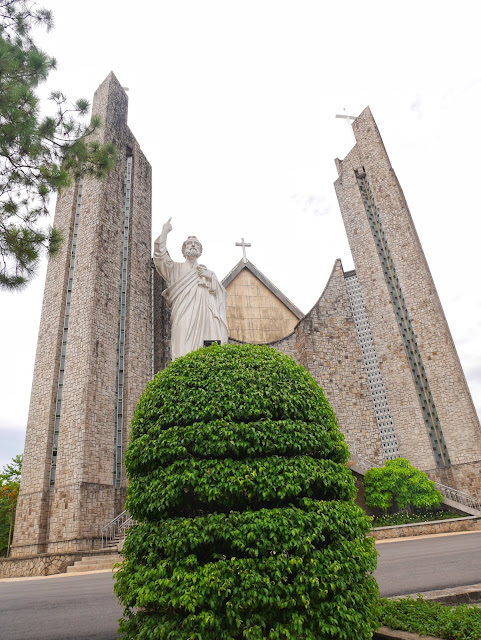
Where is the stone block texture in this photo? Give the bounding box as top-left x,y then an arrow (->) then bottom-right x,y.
334,107 -> 481,493
11,73 -> 152,556
153,265 -> 171,373
270,260 -> 386,465
230,259 -> 386,467
371,516 -> 481,540
13,91 -> 481,563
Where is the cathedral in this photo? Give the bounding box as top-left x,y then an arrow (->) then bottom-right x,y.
10,73 -> 481,557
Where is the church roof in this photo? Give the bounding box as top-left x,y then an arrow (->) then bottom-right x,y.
222,259 -> 304,320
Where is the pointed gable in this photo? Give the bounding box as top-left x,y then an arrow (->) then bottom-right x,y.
222,260 -> 303,343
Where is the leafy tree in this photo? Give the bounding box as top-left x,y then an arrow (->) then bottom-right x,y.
0,0 -> 117,290
0,453 -> 22,556
115,344 -> 379,639
363,458 -> 443,514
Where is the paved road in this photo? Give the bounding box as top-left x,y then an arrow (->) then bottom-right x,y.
0,571 -> 121,640
375,530 -> 481,597
1,531 -> 481,640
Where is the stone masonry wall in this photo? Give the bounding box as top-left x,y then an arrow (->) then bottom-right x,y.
268,260 -> 385,465
371,516 -> 481,540
12,73 -> 152,556
427,460 -> 481,498
122,137 -> 152,488
0,549 -> 117,579
334,107 -> 481,489
153,266 -> 171,373
11,181 -> 81,557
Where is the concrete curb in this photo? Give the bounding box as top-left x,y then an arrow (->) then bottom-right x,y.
391,583 -> 481,606
374,628 -> 444,640
371,516 -> 481,541
375,528 -> 481,544
0,568 -> 117,583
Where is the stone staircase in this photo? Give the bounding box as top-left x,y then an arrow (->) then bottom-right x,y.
101,510 -> 135,550
66,550 -> 121,574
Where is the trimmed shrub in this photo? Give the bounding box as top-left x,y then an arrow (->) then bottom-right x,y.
115,344 -> 379,639
364,458 -> 443,514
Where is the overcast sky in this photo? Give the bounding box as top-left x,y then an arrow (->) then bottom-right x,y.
1,1 -> 480,469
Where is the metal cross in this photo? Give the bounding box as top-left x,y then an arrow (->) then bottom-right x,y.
335,109 -> 357,144
235,237 -> 251,263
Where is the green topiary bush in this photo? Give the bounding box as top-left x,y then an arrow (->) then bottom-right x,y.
115,344 -> 379,639
363,458 -> 443,515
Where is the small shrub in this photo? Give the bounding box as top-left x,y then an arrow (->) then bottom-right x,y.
115,344 -> 379,639
364,458 -> 443,514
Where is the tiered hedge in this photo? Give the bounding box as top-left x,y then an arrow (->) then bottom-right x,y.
115,344 -> 379,639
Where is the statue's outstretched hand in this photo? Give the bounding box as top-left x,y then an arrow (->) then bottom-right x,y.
162,217 -> 173,234
155,218 -> 173,246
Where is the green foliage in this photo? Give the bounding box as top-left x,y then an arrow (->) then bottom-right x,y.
0,1 -> 118,289
372,509 -> 465,528
116,344 -> 379,639
364,458 -> 443,514
380,596 -> 481,640
0,453 -> 22,556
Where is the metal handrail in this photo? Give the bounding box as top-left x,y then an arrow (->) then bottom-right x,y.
101,510 -> 131,548
119,516 -> 136,534
435,483 -> 481,511
346,441 -> 481,514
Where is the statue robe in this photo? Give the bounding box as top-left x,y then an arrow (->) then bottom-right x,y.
153,242 -> 228,360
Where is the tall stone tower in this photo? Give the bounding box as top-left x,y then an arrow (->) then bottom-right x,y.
334,107 -> 481,493
11,73 -> 152,556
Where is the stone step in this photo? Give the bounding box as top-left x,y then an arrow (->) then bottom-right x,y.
75,554 -> 121,564
66,561 -> 120,573
66,563 -> 115,573
66,554 -> 121,573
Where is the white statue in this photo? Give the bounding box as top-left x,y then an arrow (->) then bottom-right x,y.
153,218 -> 229,360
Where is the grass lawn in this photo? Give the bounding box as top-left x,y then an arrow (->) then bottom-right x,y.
380,596 -> 481,640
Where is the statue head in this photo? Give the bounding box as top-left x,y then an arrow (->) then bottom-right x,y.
182,236 -> 203,258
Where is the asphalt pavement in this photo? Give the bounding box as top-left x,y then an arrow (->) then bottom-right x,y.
375,530 -> 481,597
1,530 -> 480,640
0,570 -> 121,640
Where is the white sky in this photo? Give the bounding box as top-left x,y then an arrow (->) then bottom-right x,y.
1,0 -> 481,468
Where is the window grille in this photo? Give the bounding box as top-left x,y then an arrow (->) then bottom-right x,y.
50,178 -> 84,488
355,168 -> 450,468
345,272 -> 399,459
114,155 -> 133,487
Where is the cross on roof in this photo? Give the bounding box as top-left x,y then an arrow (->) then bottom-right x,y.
235,237 -> 251,263
335,109 -> 357,144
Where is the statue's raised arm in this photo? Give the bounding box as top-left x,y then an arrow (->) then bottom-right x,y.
154,217 -> 172,252
153,218 -> 174,284
153,221 -> 228,360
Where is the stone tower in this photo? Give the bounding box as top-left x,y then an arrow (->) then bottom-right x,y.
11,73 -> 152,556
9,94 -> 481,566
334,107 -> 481,493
